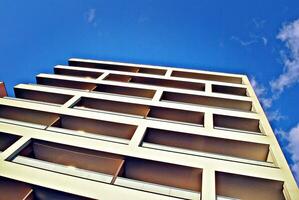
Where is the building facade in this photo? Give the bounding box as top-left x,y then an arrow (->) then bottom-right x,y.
0,58 -> 298,200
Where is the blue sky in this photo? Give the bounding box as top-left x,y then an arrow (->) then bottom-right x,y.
0,0 -> 298,184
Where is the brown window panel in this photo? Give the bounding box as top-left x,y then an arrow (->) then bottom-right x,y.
216,172 -> 285,200
214,114 -> 261,133
14,88 -> 73,105
105,74 -> 205,91
0,82 -> 7,98
93,84 -> 156,99
52,115 -> 137,140
171,70 -> 243,84
74,97 -> 150,117
54,68 -> 103,79
0,176 -> 93,200
69,60 -> 167,75
36,77 -> 97,91
0,105 -> 60,127
147,106 -> 204,125
143,128 -> 270,162
0,132 -> 21,152
212,84 -> 247,96
161,91 -> 253,112
118,157 -> 202,192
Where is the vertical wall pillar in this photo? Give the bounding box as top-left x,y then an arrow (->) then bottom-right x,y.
201,168 -> 216,200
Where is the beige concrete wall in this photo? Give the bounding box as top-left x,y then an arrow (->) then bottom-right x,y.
0,58 -> 298,200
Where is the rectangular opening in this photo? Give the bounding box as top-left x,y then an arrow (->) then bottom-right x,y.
105,74 -> 205,91
73,97 -> 150,117
216,172 -> 285,200
0,176 -> 93,200
212,85 -> 247,96
214,114 -> 261,133
0,132 -> 21,152
93,84 -> 156,99
161,92 -> 253,112
36,77 -> 97,91
14,88 -> 73,105
69,60 -> 167,75
142,128 -> 270,164
12,140 -> 124,184
0,105 -> 60,128
171,70 -> 243,84
48,115 -> 137,144
115,157 -> 202,199
54,68 -> 103,79
147,107 -> 204,125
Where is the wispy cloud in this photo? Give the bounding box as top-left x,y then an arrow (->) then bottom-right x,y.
261,36 -> 268,46
85,8 -> 97,26
231,36 -> 257,46
231,34 -> 268,47
270,19 -> 299,95
249,19 -> 299,113
250,19 -> 299,184
250,77 -> 273,109
252,18 -> 266,29
276,124 -> 299,185
267,110 -> 286,121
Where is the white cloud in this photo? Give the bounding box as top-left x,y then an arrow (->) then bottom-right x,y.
282,124 -> 299,185
85,9 -> 96,25
270,19 -> 299,94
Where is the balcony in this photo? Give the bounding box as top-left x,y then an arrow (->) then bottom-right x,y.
73,97 -> 204,125
216,172 -> 285,200
212,84 -> 247,96
147,106 -> 204,125
36,77 -> 97,91
142,128 -> 271,166
54,68 -> 103,79
171,70 -> 243,84
36,77 -> 156,99
0,176 -> 93,199
161,91 -> 253,112
69,60 -> 167,75
115,157 -> 202,199
93,84 -> 156,99
11,140 -> 202,199
0,105 -> 60,129
14,88 -> 73,105
12,140 -> 125,184
105,74 -> 205,91
47,115 -> 137,144
213,114 -> 261,134
74,97 -> 150,117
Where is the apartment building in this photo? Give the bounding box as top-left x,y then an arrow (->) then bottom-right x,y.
0,58 -> 298,200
